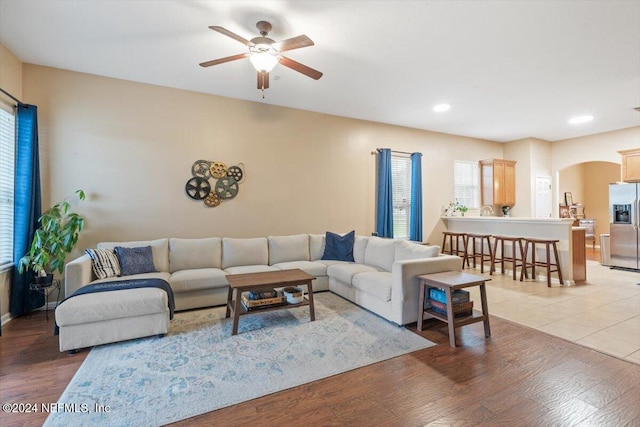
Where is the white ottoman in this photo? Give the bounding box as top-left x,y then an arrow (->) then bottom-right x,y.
55,287 -> 170,353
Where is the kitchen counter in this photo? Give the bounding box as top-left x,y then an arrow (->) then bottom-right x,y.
441,216 -> 583,284
443,216 -> 575,223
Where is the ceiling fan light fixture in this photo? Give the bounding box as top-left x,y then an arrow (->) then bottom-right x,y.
249,44 -> 279,72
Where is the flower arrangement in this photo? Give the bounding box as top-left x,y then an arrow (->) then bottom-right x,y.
445,199 -> 468,216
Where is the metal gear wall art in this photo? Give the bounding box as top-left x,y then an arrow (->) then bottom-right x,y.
185,160 -> 245,207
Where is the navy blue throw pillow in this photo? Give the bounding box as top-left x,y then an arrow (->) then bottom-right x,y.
321,231 -> 355,262
114,245 -> 156,276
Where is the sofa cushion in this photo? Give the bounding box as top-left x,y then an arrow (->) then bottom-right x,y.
114,245 -> 156,276
309,234 -> 325,261
352,272 -> 392,302
354,236 -> 369,264
98,238 -> 169,273
224,265 -> 279,275
364,237 -> 397,271
55,287 -> 168,326
91,271 -> 170,285
271,260 -> 327,277
322,231 -> 355,262
268,234 -> 310,265
169,268 -> 228,293
317,260 -> 352,267
222,237 -> 268,269
327,263 -> 383,284
395,241 -> 440,261
169,237 -> 222,273
85,248 -> 121,280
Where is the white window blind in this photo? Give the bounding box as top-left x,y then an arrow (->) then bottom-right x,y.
454,160 -> 479,209
391,155 -> 412,239
0,106 -> 15,266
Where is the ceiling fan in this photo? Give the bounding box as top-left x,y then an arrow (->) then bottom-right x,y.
199,21 -> 323,92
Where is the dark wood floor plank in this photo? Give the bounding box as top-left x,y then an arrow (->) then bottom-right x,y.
475,398 -> 549,427
1,306 -> 639,427
544,397 -> 600,426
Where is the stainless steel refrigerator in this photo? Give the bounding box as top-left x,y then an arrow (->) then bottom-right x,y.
609,182 -> 640,270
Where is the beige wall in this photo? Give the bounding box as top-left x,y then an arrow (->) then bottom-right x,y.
0,44 -> 22,103
554,127 -> 636,236
0,44 -> 22,324
552,127 -> 639,174
511,128 -> 638,219
559,163 -> 585,208
584,162 -> 620,236
503,137 -> 553,218
503,138 -> 531,217
3,52 -> 638,321
23,64 -> 503,259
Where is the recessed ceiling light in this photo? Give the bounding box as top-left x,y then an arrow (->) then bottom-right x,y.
568,115 -> 593,124
433,103 -> 451,112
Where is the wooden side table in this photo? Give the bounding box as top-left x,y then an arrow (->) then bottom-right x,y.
417,271 -> 491,347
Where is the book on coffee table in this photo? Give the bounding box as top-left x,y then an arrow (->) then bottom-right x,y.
240,293 -> 286,310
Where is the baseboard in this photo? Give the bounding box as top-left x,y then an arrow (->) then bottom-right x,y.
470,265 -> 569,285
1,311 -> 13,328
1,301 -> 58,326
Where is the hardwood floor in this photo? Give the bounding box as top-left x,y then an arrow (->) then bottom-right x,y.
585,246 -> 600,262
1,300 -> 639,426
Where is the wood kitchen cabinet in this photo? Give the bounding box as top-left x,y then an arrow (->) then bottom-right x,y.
480,159 -> 517,207
619,148 -> 640,182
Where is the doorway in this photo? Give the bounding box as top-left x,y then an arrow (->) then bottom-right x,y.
535,176 -> 552,218
557,161 -> 620,238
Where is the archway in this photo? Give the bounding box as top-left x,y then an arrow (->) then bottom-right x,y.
558,161 -> 620,242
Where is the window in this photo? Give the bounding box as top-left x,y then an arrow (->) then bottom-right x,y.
391,154 -> 412,239
454,160 -> 479,209
0,105 -> 15,267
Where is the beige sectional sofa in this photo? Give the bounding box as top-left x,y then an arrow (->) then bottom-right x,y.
57,234 -> 461,352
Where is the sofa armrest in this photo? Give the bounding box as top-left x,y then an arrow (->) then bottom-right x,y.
391,254 -> 463,325
64,254 -> 94,297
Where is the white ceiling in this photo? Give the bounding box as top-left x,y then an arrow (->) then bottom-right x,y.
1,0 -> 639,142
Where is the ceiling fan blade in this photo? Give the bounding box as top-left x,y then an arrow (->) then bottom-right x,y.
257,72 -> 269,89
209,26 -> 253,46
279,56 -> 323,80
272,35 -> 314,52
199,53 -> 248,67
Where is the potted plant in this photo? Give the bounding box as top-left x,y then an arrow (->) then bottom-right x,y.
457,204 -> 468,217
18,190 -> 86,285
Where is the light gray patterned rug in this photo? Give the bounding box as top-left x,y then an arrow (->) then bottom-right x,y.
45,292 -> 435,426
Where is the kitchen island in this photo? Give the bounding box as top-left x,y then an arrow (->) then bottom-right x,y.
442,216 -> 585,285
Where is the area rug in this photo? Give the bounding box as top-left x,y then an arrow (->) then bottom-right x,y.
44,292 -> 434,426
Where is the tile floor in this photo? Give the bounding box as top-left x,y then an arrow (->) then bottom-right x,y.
464,259 -> 640,365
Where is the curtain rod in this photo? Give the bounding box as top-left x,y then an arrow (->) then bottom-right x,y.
0,87 -> 23,106
371,148 -> 413,155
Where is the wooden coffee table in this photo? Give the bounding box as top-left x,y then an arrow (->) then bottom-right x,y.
225,269 -> 315,335
417,271 -> 491,347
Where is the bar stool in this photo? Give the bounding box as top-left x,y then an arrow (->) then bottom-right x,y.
490,236 -> 525,280
520,238 -> 564,287
441,231 -> 470,268
466,233 -> 493,273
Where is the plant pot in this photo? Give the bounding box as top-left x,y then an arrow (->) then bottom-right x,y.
35,273 -> 54,286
